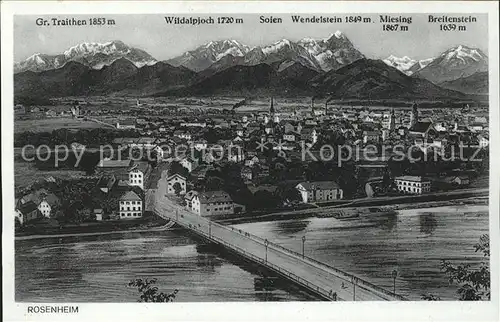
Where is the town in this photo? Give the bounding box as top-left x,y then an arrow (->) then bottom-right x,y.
13,96 -> 489,231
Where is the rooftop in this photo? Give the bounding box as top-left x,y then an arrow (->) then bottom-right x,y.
120,190 -> 141,201
297,181 -> 340,190
167,173 -> 186,181
409,122 -> 433,133
17,201 -> 38,214
97,159 -> 133,168
395,176 -> 429,182
129,161 -> 149,173
198,190 -> 233,204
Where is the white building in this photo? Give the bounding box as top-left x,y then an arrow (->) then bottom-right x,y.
18,191 -> 59,218
128,162 -> 149,190
185,190 -> 234,216
180,157 -> 199,173
38,200 -> 52,217
283,133 -> 296,142
166,174 -> 187,195
479,135 -> 489,148
116,120 -> 136,129
295,181 -> 343,203
394,176 -> 431,194
119,191 -> 142,219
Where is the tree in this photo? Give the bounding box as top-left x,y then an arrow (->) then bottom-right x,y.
441,234 -> 490,300
173,182 -> 182,196
128,278 -> 178,302
421,234 -> 490,301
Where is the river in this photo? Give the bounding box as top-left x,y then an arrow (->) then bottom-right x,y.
15,205 -> 489,302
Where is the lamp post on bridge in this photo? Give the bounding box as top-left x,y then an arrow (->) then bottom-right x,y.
392,269 -> 398,294
209,220 -> 212,238
351,276 -> 357,301
302,236 -> 306,258
264,239 -> 269,263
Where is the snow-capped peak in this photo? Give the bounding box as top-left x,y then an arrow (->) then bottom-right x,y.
443,45 -> 485,63
14,40 -> 157,73
382,55 -> 437,75
261,39 -> 293,55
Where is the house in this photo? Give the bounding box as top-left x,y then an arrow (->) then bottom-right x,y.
97,175 -> 117,193
174,130 -> 192,140
94,208 -> 104,221
71,142 -> 86,151
283,132 -> 297,142
283,122 -> 296,134
192,140 -> 208,151
409,122 -> 436,140
14,104 -> 26,116
189,190 -> 234,216
37,193 -> 60,218
135,137 -> 156,149
363,131 -> 380,144
180,156 -> 199,173
96,159 -> 133,180
295,181 -> 343,203
128,162 -> 150,190
236,125 -> 245,137
18,190 -> 60,218
116,119 -> 136,129
184,190 -> 198,210
180,121 -> 207,128
451,175 -> 470,186
45,109 -> 57,117
256,164 -> 270,178
478,135 -> 489,148
166,173 -> 187,195
300,128 -> 318,144
228,146 -> 245,162
15,201 -> 39,225
394,176 -> 431,194
119,190 -> 143,219
244,156 -> 260,167
469,123 -> 484,132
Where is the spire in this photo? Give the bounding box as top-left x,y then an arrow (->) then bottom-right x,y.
270,97 -> 275,115
410,103 -> 419,128
311,97 -> 316,119
390,108 -> 395,131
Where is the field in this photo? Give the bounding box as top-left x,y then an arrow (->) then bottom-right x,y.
14,160 -> 86,189
15,117 -> 109,133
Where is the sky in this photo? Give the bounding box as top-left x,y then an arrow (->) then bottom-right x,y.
14,13 -> 488,62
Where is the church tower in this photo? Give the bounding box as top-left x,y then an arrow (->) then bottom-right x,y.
389,108 -> 396,131
311,97 -> 316,119
269,97 -> 279,123
410,103 -> 419,127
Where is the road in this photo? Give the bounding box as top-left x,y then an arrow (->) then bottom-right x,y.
152,179 -> 406,301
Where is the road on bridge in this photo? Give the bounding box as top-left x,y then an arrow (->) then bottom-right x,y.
152,179 -> 405,301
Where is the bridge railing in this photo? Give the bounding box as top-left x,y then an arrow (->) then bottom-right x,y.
190,224 -> 338,301
220,221 -> 406,300
162,201 -> 406,300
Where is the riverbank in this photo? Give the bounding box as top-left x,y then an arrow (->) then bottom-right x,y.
15,221 -> 175,241
215,195 -> 488,225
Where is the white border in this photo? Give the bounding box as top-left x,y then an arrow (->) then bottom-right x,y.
2,1 -> 499,322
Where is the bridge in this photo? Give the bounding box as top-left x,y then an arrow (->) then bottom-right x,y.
151,185 -> 407,301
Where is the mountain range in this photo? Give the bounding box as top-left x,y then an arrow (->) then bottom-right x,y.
14,40 -> 157,74
14,34 -> 487,100
438,71 -> 489,94
383,55 -> 433,76
165,32 -> 364,73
